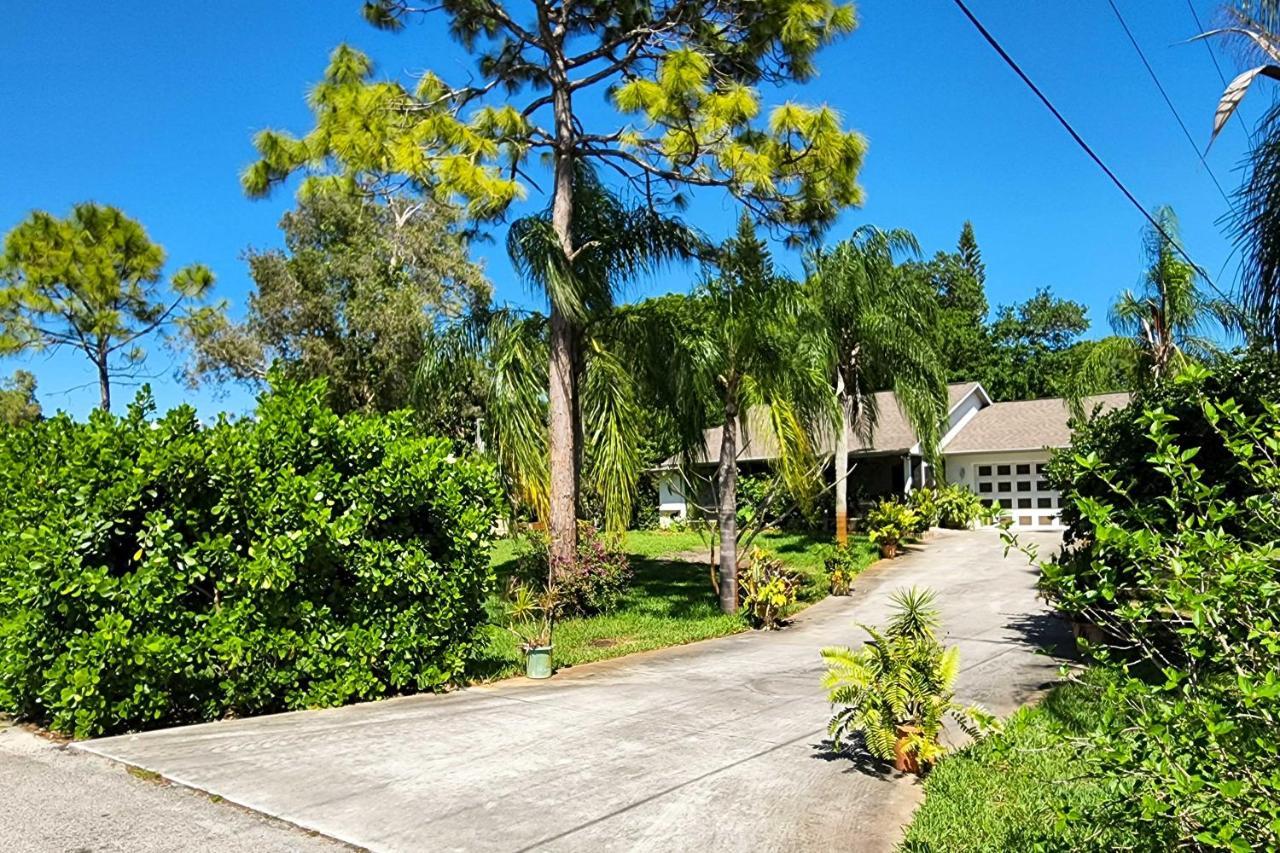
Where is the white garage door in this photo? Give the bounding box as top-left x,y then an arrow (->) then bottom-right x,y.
972,458 -> 1062,529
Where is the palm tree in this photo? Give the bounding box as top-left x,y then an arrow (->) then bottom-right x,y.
1198,2 -> 1280,343
419,170 -> 700,547
656,217 -> 837,613
1071,207 -> 1234,404
806,227 -> 947,545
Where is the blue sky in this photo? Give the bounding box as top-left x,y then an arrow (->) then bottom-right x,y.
0,1 -> 1256,418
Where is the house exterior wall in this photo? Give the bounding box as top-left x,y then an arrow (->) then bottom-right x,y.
656,471 -> 690,527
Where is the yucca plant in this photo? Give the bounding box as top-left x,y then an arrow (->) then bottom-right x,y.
821,587 -> 996,773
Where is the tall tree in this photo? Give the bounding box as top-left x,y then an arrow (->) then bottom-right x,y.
957,220 -> 985,286
982,287 -> 1092,401
659,218 -> 835,613
1072,207 -> 1234,403
0,370 -> 40,427
806,226 -> 947,545
902,224 -> 988,384
0,204 -> 213,411
182,193 -> 489,433
243,1 -> 867,567
419,170 -> 699,538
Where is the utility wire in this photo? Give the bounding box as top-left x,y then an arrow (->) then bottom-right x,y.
1106,0 -> 1234,210
949,0 -> 1232,301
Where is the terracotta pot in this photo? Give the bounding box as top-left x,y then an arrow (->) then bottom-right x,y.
880,540 -> 900,559
893,724 -> 923,774
1071,619 -> 1108,647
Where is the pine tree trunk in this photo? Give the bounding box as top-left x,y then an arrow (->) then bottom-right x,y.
546,35 -> 579,575
834,374 -> 851,545
717,399 -> 739,614
97,353 -> 111,412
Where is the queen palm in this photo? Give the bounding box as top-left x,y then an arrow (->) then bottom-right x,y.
419,169 -> 700,542
806,227 -> 947,545
1071,207 -> 1234,405
655,217 -> 837,613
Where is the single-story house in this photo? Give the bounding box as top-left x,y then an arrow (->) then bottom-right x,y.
655,381 -> 1129,531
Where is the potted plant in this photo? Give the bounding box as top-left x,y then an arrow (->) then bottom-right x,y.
865,499 -> 919,559
821,587 -> 997,774
504,582 -> 559,679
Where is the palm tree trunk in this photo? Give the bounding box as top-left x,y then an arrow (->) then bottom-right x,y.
717,399 -> 739,614
546,54 -> 579,574
834,373 -> 851,545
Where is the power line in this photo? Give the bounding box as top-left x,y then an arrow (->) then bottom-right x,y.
1106,0 -> 1234,210
948,0 -> 1230,301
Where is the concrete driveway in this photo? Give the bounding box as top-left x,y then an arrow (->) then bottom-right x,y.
77,529 -> 1066,853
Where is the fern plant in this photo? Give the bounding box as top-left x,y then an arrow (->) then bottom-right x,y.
821,587 -> 996,772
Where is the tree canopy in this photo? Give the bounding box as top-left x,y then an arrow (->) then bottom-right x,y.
0,370 -> 40,427
0,203 -> 213,411
182,193 -> 489,432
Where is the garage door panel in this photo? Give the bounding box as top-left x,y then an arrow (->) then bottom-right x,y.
970,456 -> 1061,529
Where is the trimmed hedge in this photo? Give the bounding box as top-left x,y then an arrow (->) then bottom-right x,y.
0,379 -> 500,737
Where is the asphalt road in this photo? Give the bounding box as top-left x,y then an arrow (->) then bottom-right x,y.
0,719 -> 343,852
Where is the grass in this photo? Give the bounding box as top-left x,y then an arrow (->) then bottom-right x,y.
899,676 -> 1111,852
471,527 -> 878,681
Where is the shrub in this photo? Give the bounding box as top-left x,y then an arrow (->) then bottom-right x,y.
864,499 -> 919,556
822,544 -> 863,595
907,487 -> 940,534
516,522 -> 631,618
821,587 -> 995,772
1018,361 -> 1280,848
0,379 -> 501,738
932,483 -> 983,529
738,547 -> 800,629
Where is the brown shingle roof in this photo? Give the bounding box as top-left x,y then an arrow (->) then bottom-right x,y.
941,392 -> 1130,454
669,382 -> 981,467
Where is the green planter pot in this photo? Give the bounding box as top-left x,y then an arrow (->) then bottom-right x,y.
524,645 -> 553,679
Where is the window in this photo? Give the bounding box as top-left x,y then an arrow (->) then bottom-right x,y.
997,464 -> 1011,476
1037,497 -> 1052,509
1016,463 -> 1031,475
1038,515 -> 1055,526
999,499 -> 1013,509
997,481 -> 1011,492
1035,463 -> 1048,474
978,465 -> 992,477
1016,481 -> 1032,492
1017,498 -> 1032,509
978,482 -> 993,494
1019,516 -> 1033,526
1037,480 -> 1050,491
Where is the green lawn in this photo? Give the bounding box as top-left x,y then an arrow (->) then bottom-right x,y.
899,676 -> 1110,852
471,528 -> 877,680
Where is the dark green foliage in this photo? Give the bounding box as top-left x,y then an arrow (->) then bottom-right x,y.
0,370 -> 40,427
1029,356 -> 1280,848
0,378 -> 500,738
516,524 -> 632,618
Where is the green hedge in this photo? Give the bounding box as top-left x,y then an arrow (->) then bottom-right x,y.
0,379 -> 500,737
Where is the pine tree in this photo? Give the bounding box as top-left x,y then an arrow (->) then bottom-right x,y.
244,2 -> 869,567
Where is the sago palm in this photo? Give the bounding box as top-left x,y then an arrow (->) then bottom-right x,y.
806,226 -> 947,545
821,587 -> 994,770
